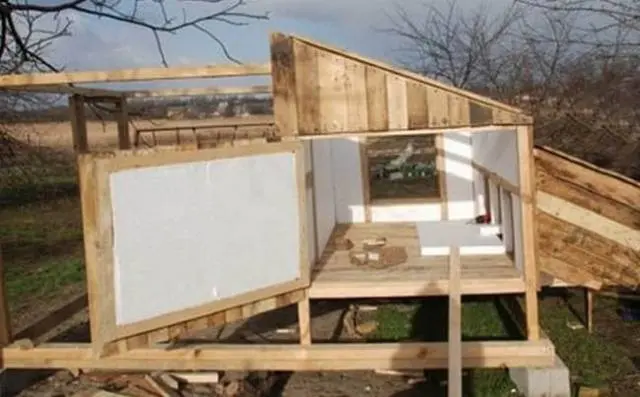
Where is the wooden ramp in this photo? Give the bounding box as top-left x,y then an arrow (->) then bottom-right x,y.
534,145 -> 640,289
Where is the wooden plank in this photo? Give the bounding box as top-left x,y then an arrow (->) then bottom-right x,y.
69,95 -> 89,153
448,96 -> 470,127
344,58 -> 368,131
537,253 -> 603,290
293,42 -> 320,135
386,74 -> 408,130
1,340 -> 556,371
317,53 -> 348,133
365,66 -> 388,131
114,289 -> 305,348
288,33 -> 527,116
448,247 -> 462,397
0,64 -> 270,87
537,191 -> 640,251
516,125 -> 540,341
536,165 -> 640,230
129,85 -> 272,98
270,33 -> 298,136
468,102 -> 494,126
427,87 -> 448,128
534,146 -> 640,211
406,81 -> 429,129
537,213 -> 640,287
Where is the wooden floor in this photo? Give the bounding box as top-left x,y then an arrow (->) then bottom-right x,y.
309,223 -> 525,299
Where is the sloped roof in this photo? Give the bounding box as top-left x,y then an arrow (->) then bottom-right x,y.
270,32 -> 532,136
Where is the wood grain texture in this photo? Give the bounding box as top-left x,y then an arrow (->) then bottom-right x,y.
406,81 -> 429,129
365,66 -> 388,131
270,33 -> 298,136
293,41 -> 320,135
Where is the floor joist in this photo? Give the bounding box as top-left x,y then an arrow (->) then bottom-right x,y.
2,341 -> 555,371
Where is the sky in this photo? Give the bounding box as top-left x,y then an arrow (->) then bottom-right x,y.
40,0 -> 512,90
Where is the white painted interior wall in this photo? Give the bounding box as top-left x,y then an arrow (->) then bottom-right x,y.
310,133 -> 478,224
110,152 -> 302,326
470,129 -> 524,271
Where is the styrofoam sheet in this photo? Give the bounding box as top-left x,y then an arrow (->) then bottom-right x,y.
110,152 -> 301,326
416,220 -> 506,256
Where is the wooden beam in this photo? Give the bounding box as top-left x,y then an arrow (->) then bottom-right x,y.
0,63 -> 271,88
516,125 -> 540,341
294,125 -> 518,140
471,161 -> 520,196
536,191 -> 640,251
448,247 -> 462,397
1,85 -> 124,97
534,146 -> 640,210
128,85 -> 272,98
1,340 -> 556,371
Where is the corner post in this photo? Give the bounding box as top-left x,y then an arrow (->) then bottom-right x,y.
115,96 -> 131,150
516,124 -> 540,340
68,94 -> 89,153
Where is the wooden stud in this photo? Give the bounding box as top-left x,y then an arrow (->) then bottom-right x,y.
69,95 -> 89,153
297,292 -> 311,345
115,97 -> 131,150
448,246 -> 462,397
435,134 -> 449,220
359,137 -> 372,222
427,87 -> 448,128
516,125 -> 540,341
0,246 -> 12,347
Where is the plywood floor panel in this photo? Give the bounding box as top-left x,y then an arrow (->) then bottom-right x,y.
310,223 -> 524,298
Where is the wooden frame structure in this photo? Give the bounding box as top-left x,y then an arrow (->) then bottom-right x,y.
0,32 -> 558,396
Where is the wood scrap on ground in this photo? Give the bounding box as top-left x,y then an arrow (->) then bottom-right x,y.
348,236 -> 408,270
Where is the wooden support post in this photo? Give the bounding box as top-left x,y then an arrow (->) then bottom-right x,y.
297,291 -> 311,345
359,137 -> 372,223
516,124 -> 540,340
436,134 -> 449,220
68,94 -> 89,153
585,288 -> 593,333
0,246 -> 12,348
115,96 -> 131,150
448,246 -> 462,397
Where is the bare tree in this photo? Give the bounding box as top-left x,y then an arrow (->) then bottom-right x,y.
0,0 -> 268,72
385,0 -> 640,178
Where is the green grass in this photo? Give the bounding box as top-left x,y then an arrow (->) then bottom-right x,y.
539,293 -> 637,388
1,176 -> 85,311
372,294 -> 639,395
5,258 -> 85,303
371,298 -> 518,397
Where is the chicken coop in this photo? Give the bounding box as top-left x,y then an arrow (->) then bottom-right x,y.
0,32 -> 554,384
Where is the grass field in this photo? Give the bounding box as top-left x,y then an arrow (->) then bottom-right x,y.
1,116 -> 639,396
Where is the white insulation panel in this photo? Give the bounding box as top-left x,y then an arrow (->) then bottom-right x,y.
110,152 -> 301,326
